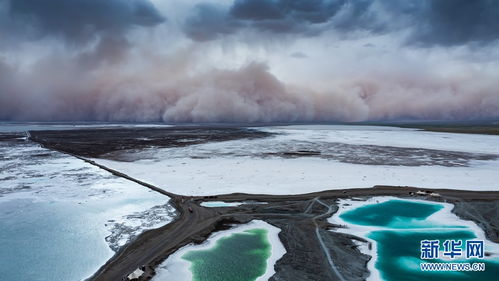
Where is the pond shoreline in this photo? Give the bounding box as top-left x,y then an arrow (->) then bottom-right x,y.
83,182 -> 499,281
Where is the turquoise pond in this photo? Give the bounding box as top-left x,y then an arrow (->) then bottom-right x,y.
182,229 -> 271,281
0,196 -> 167,281
339,199 -> 499,281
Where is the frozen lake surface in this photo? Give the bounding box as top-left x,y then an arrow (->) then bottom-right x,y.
94,125 -> 499,195
0,134 -> 175,281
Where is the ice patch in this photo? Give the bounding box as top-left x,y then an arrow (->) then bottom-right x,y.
105,203 -> 177,251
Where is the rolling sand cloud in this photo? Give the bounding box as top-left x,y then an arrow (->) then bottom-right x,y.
0,0 -> 499,122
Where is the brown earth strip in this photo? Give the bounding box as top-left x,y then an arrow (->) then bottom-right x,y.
87,185 -> 499,281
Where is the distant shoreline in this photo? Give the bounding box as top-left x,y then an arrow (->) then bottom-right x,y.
403,125 -> 499,135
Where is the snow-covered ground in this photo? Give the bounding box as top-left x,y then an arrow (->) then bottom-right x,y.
93,125 -> 499,195
0,135 -> 175,281
263,125 -> 499,154
153,220 -> 285,281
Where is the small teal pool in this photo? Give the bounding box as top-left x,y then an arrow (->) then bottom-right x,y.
200,201 -> 243,207
152,220 -> 285,281
183,229 -> 271,281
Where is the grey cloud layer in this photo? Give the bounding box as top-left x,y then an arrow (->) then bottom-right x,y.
0,0 -> 498,122
415,0 -> 499,46
3,0 -> 498,49
184,0 -> 499,46
0,0 -> 164,44
3,0 -> 498,46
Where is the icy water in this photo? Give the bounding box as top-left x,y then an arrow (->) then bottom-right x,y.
0,136 -> 175,281
0,195 -> 173,281
0,199 -> 111,281
183,229 -> 271,281
339,199 -> 499,281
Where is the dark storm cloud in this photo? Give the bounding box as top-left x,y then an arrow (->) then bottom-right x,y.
1,0 -> 499,123
183,0 -> 347,40
412,0 -> 499,46
183,3 -> 240,42
0,0 -> 165,44
230,0 -> 344,23
183,0 -> 499,46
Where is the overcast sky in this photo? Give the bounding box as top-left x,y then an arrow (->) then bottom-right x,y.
1,0 -> 499,122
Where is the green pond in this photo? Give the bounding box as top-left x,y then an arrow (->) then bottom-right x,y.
340,199 -> 499,281
182,228 -> 271,281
